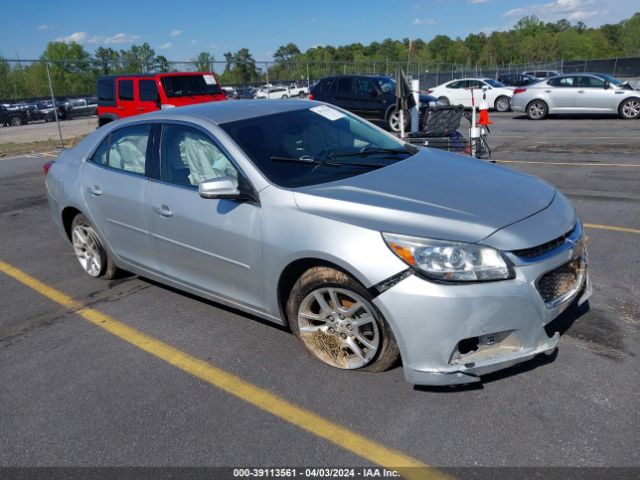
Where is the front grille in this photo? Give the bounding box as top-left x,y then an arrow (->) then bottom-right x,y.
512,224 -> 576,259
537,259 -> 583,305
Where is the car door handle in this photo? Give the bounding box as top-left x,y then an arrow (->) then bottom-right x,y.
137,106 -> 145,111
87,185 -> 102,196
152,205 -> 173,218
577,90 -> 585,94
544,90 -> 551,93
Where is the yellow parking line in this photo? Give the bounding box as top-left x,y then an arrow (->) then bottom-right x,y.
0,260 -> 448,480
584,223 -> 640,235
496,159 -> 640,168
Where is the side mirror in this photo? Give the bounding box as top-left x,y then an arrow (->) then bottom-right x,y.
198,176 -> 241,199
603,80 -> 610,89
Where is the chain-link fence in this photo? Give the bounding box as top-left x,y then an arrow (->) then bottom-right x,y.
2,56 -> 640,155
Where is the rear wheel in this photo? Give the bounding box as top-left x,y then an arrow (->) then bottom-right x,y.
70,214 -> 121,279
387,108 -> 409,132
494,95 -> 511,112
9,116 -> 23,126
619,98 -> 640,119
527,100 -> 548,120
287,267 -> 400,372
437,96 -> 450,106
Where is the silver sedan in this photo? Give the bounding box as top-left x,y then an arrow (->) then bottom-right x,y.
511,73 -> 640,119
45,100 -> 591,385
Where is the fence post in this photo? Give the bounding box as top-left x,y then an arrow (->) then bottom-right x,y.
613,57 -> 618,76
436,63 -> 439,85
45,62 -> 64,149
265,62 -> 269,85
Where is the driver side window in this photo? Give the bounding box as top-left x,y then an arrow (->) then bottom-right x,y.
160,124 -> 238,188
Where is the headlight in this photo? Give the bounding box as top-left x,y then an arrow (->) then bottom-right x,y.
382,233 -> 513,282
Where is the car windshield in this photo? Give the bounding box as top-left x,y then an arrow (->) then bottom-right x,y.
484,79 -> 505,88
161,74 -> 222,97
220,106 -> 416,188
376,77 -> 396,93
596,73 -> 624,86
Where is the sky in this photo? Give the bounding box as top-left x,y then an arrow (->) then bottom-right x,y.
0,0 -> 638,61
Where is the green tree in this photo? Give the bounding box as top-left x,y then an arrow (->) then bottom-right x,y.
194,51 -> 214,72
273,43 -> 301,62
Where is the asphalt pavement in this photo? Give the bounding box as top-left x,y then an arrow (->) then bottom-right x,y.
0,113 -> 638,478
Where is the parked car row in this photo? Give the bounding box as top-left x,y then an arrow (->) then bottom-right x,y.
1,96 -> 97,127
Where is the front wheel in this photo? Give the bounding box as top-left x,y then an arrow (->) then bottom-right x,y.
527,100 -> 548,120
71,214 -> 121,279
494,96 -> 511,112
619,98 -> 640,119
387,109 -> 409,133
287,267 -> 400,372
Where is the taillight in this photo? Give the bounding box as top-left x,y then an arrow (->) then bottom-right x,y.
513,88 -> 527,95
308,93 -> 314,100
43,160 -> 54,175
426,89 -> 433,94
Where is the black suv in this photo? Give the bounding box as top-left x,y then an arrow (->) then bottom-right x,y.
497,74 -> 537,87
309,75 -> 437,132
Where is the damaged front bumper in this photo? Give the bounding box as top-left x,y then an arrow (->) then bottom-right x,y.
373,228 -> 591,386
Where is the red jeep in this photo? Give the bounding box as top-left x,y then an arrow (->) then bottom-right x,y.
97,72 -> 226,126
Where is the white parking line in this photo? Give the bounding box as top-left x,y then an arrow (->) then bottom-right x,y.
0,151 -> 59,162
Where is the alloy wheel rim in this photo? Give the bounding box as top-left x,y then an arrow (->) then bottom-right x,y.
72,225 -> 102,277
389,111 -> 407,132
297,287 -> 380,369
530,103 -> 544,118
623,100 -> 640,118
498,98 -> 509,111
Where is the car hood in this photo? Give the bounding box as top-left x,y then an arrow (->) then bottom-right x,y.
293,149 -> 556,243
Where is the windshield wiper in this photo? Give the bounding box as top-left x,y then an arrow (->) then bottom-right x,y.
270,155 -> 388,169
329,145 -> 416,158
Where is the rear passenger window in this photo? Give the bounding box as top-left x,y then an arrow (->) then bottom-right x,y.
336,78 -> 353,94
161,124 -> 238,187
97,79 -> 114,102
448,81 -> 466,89
355,78 -> 376,96
118,80 -> 134,101
91,136 -> 110,166
139,80 -> 158,102
106,125 -> 150,174
548,77 -> 575,87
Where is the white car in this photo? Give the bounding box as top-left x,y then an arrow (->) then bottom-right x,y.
255,86 -> 290,99
288,84 -> 309,97
427,78 -> 514,112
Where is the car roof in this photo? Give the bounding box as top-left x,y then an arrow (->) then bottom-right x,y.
137,99 -> 313,125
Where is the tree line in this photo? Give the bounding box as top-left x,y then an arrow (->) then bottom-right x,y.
1,13 -> 639,99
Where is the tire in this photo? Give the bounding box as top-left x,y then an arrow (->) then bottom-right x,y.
387,108 -> 409,133
437,96 -> 450,106
619,98 -> 640,120
494,95 -> 511,112
282,94 -> 289,99
287,266 -> 400,372
526,100 -> 548,120
70,214 -> 121,279
9,116 -> 23,127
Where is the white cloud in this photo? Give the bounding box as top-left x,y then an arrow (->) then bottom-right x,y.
170,29 -> 182,37
37,24 -> 49,31
56,31 -> 140,45
57,32 -> 88,44
412,17 -> 436,25
190,38 -> 198,44
503,0 -> 603,23
104,32 -> 141,44
158,42 -> 172,49
468,0 -> 490,4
